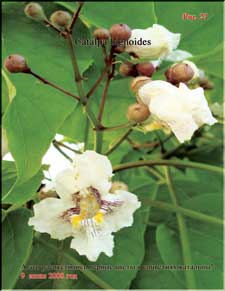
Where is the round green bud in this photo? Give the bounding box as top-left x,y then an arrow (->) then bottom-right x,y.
24,2 -> 46,21
50,10 -> 72,29
4,54 -> 30,73
110,23 -> 131,41
126,103 -> 150,123
165,63 -> 194,84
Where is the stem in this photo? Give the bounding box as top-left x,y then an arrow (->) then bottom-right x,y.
36,237 -> 112,290
95,122 -> 131,132
127,138 -> 159,149
44,20 -> 66,37
53,142 -> 73,162
164,167 -> 196,289
53,140 -> 82,154
85,102 -> 103,153
68,2 -> 84,33
105,128 -> 132,155
86,68 -> 107,99
97,76 -> 111,125
84,117 -> 90,150
146,199 -> 224,226
101,44 -> 108,64
113,159 -> 223,174
29,71 -> 80,101
162,143 -> 185,159
145,167 -> 165,182
67,33 -> 86,103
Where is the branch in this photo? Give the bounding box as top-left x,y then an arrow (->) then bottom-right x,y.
97,76 -> 111,125
145,199 -> 224,226
164,166 -> 196,289
44,20 -> 67,38
113,159 -> 223,174
67,33 -> 86,103
68,2 -> 84,33
105,128 -> 133,155
29,71 -> 80,101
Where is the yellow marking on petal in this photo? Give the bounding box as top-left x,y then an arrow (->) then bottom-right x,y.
71,215 -> 83,228
144,120 -> 163,131
94,212 -> 104,224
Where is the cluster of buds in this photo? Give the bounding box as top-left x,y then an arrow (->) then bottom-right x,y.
126,76 -> 151,123
119,61 -> 155,78
24,2 -> 72,31
93,23 -> 132,52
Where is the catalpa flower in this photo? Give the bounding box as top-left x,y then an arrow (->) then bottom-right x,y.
134,79 -> 217,143
29,151 -> 140,262
125,24 -> 180,59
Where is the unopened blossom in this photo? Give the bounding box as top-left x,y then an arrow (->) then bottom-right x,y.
29,150 -> 140,262
125,24 -> 180,59
179,60 -> 200,80
136,80 -> 217,143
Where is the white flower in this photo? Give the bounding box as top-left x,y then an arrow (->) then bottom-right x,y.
137,80 -> 217,143
29,150 -> 141,262
166,49 -> 193,62
125,24 -> 180,59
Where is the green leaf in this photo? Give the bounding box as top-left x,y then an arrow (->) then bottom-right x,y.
191,43 -> 223,79
132,229 -> 184,289
156,220 -> 223,289
2,2 -> 93,184
2,69 -> 16,115
2,3 -> 93,93
154,2 -> 223,55
59,2 -> 157,28
156,224 -> 185,283
3,75 -> 75,184
58,104 -> 87,142
2,160 -> 43,205
2,160 -> 17,197
2,208 -> 33,289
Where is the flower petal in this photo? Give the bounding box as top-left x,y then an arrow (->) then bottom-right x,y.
54,167 -> 79,201
166,49 -> 193,62
178,83 -> 217,127
103,191 -> 141,233
138,80 -> 216,143
28,198 -> 73,239
70,230 -> 114,262
73,151 -> 113,196
125,24 -> 180,59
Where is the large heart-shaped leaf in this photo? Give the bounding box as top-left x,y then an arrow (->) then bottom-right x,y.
2,208 -> 33,289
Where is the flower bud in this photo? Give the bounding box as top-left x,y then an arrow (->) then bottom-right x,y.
110,23 -> 131,41
130,76 -> 151,94
24,2 -> 46,21
136,62 -> 155,77
126,103 -> 150,123
50,11 -> 72,29
165,63 -> 194,84
93,28 -> 109,41
4,55 -> 30,73
110,181 -> 129,193
119,62 -> 137,77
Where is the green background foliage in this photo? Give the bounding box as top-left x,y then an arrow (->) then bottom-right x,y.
2,1 -> 223,289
